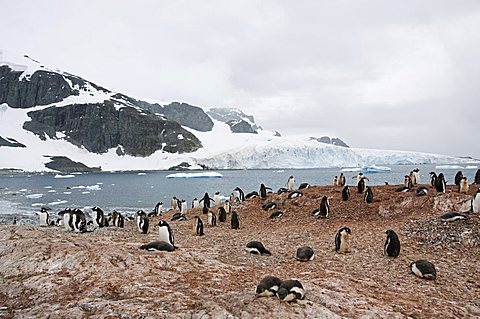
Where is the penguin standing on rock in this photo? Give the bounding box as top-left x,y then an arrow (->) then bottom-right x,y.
429,172 -> 437,187
335,227 -> 351,253
436,173 -> 447,193
231,211 -> 240,229
295,246 -> 315,261
338,173 -> 346,186
199,192 -> 215,209
158,220 -> 175,247
410,260 -> 437,280
458,177 -> 469,194
475,170 -> 480,184
192,198 -> 199,209
287,176 -> 295,191
213,192 -> 221,206
218,207 -> 227,222
153,202 -> 163,216
193,216 -> 204,236
412,168 -> 420,185
276,280 -> 305,303
171,196 -> 178,211
256,276 -> 282,297
384,230 -> 401,257
136,210 -> 149,234
36,207 -> 51,226
224,200 -> 232,214
91,206 -> 105,227
454,171 -> 463,186
357,177 -> 369,193
404,175 -> 413,189
342,186 -> 350,201
259,184 -> 272,198
333,176 -> 338,186
312,196 -> 330,218
364,187 -> 374,204
207,210 -> 217,226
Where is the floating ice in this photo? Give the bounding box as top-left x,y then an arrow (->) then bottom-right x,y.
48,200 -> 68,206
54,174 -> 75,178
138,172 -> 147,175
362,165 -> 391,173
435,165 -> 464,170
86,185 -> 101,191
82,191 -> 90,194
341,167 -> 362,172
466,165 -> 478,169
47,190 -> 56,193
31,203 -> 45,207
26,194 -> 43,199
166,172 -> 223,179
63,192 -> 72,194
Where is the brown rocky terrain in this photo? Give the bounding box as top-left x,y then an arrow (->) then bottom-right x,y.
0,184 -> 479,319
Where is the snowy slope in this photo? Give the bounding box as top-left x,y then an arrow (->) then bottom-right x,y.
0,51 -> 477,172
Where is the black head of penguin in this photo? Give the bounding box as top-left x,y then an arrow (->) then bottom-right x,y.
231,211 -> 240,229
384,229 -> 401,257
157,220 -> 175,247
256,276 -> 282,297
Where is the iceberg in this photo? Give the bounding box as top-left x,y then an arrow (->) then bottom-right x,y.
166,172 -> 223,179
435,165 -> 464,170
362,165 -> 391,173
341,167 -> 362,172
54,174 -> 75,178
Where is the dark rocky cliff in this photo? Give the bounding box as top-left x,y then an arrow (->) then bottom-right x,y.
23,101 -> 202,156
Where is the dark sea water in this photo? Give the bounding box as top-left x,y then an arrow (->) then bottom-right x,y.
0,164 -> 477,225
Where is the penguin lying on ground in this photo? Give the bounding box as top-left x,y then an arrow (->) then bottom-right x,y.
140,241 -> 175,252
440,212 -> 465,222
277,280 -> 305,303
295,246 -> 315,261
410,260 -> 436,280
256,276 -> 282,297
245,241 -> 271,255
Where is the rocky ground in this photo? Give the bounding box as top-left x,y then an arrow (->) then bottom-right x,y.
0,184 -> 479,319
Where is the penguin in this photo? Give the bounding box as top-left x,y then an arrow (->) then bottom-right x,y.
333,176 -> 338,186
358,177 -> 369,193
234,187 -> 245,202
364,186 -> 374,204
256,276 -> 282,298
288,191 -> 303,199
436,173 -> 447,193
404,175 -> 413,189
335,227 -> 351,253
207,210 -> 217,226
180,199 -> 188,215
56,217 -> 64,227
395,186 -> 410,192
192,198 -> 199,209
475,169 -> 480,184
384,229 -> 401,257
440,211 -> 465,222
295,246 -> 315,261
13,217 -> 17,225
245,241 -> 271,255
352,172 -> 365,183
416,186 -> 428,196
429,172 -> 437,187
71,208 -> 86,233
229,193 -> 236,204
140,241 -> 175,252
410,260 -> 437,280
472,188 -> 480,213
193,216 -> 204,236
276,280 -> 305,303
259,184 -> 272,198
412,168 -> 420,185
269,210 -> 284,219
153,202 -> 163,216
171,211 -> 186,221
218,207 -> 227,222
298,183 -> 310,189
458,177 -> 469,194
158,220 -> 175,247
136,210 -> 149,234
277,187 -> 288,195
454,171 -> 463,186
287,176 -> 295,191
338,173 -> 346,186
171,196 -> 178,210
213,192 -> 221,206
59,208 -> 73,231
91,206 -> 105,228
36,207 -> 51,226
245,191 -> 259,199
312,195 -> 330,218
199,192 -> 214,208
224,200 -> 232,214
341,186 -> 350,201
262,201 -> 277,210
231,211 -> 240,229
111,210 -> 124,228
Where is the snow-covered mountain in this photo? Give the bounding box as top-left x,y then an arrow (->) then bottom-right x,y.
0,51 -> 477,172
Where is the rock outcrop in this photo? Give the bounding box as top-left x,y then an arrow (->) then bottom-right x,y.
310,136 -> 349,148
43,156 -> 101,172
226,119 -> 258,134
23,101 -> 202,156
0,136 -> 25,148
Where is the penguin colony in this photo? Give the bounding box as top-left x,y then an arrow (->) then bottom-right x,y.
30,168 -> 480,306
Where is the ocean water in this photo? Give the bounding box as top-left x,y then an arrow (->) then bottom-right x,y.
0,164 -> 477,225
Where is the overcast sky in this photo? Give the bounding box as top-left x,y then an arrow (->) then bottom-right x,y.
1,0 -> 479,158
